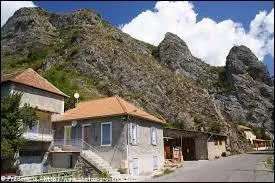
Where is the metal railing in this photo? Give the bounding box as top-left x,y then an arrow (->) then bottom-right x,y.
23,127 -> 53,141
52,138 -> 98,153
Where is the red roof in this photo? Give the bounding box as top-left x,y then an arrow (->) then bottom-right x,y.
1,68 -> 69,97
53,95 -> 165,124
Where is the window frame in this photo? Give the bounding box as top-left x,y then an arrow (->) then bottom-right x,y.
101,122 -> 112,146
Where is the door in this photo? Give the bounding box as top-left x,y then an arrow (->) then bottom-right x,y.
133,158 -> 139,176
164,145 -> 171,159
64,126 -> 71,144
182,138 -> 196,161
130,158 -> 139,176
82,125 -> 90,149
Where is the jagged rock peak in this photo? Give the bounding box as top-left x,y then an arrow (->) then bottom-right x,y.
158,32 -> 209,80
71,8 -> 101,16
161,32 -> 192,57
13,7 -> 48,17
226,45 -> 272,86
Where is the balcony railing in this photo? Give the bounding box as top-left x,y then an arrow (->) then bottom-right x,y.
52,138 -> 99,153
23,127 -> 53,141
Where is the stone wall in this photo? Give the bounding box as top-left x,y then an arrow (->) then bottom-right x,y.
195,135 -> 208,160
74,155 -> 100,177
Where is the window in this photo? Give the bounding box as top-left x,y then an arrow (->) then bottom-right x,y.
101,122 -> 112,146
219,140 -> 222,145
214,138 -> 218,146
153,156 -> 158,170
30,120 -> 39,133
130,123 -> 138,145
151,127 -> 157,145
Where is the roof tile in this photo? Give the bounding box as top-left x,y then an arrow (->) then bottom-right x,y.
53,95 -> 165,124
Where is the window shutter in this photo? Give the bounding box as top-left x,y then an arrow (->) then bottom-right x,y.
129,160 -> 133,175
151,127 -> 157,145
129,123 -> 132,144
132,123 -> 137,145
154,128 -> 157,145
136,124 -> 139,145
150,127 -> 154,145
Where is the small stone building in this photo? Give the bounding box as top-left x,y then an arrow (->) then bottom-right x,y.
164,128 -> 227,161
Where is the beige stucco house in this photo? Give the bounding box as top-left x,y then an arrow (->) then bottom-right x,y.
237,125 -> 256,144
1,68 -> 68,175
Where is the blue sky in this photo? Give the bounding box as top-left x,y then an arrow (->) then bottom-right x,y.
16,1 -> 275,76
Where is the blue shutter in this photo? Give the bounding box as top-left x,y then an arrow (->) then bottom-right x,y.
60,127 -> 64,139
102,123 -> 111,145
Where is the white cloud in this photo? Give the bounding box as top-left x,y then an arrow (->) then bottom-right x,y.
1,1 -> 36,27
120,1 -> 274,66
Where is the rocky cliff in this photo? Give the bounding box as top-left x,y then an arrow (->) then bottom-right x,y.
2,7 -> 273,152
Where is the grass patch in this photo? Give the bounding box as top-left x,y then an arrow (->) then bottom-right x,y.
153,168 -> 174,178
2,46 -> 55,73
96,171 -> 112,179
209,121 -> 223,133
209,66 -> 233,93
151,46 -> 160,60
265,156 -> 274,171
43,64 -> 100,110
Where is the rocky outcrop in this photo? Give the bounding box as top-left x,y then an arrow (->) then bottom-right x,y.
1,7 -> 58,53
226,46 -> 273,86
224,46 -> 274,132
158,32 -> 211,80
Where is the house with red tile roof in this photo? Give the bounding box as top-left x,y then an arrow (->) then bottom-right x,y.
1,68 -> 68,175
237,125 -> 256,144
51,96 -> 166,177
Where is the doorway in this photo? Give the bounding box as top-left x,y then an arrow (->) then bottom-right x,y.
182,138 -> 196,161
82,125 -> 90,149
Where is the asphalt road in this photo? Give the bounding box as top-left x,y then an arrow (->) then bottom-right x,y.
145,151 -> 274,182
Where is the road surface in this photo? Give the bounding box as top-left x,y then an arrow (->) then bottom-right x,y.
145,151 -> 274,182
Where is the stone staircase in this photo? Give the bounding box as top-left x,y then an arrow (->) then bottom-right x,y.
42,142 -> 54,164
80,150 -> 121,177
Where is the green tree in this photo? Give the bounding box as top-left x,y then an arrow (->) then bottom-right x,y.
209,121 -> 222,133
1,92 -> 38,173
